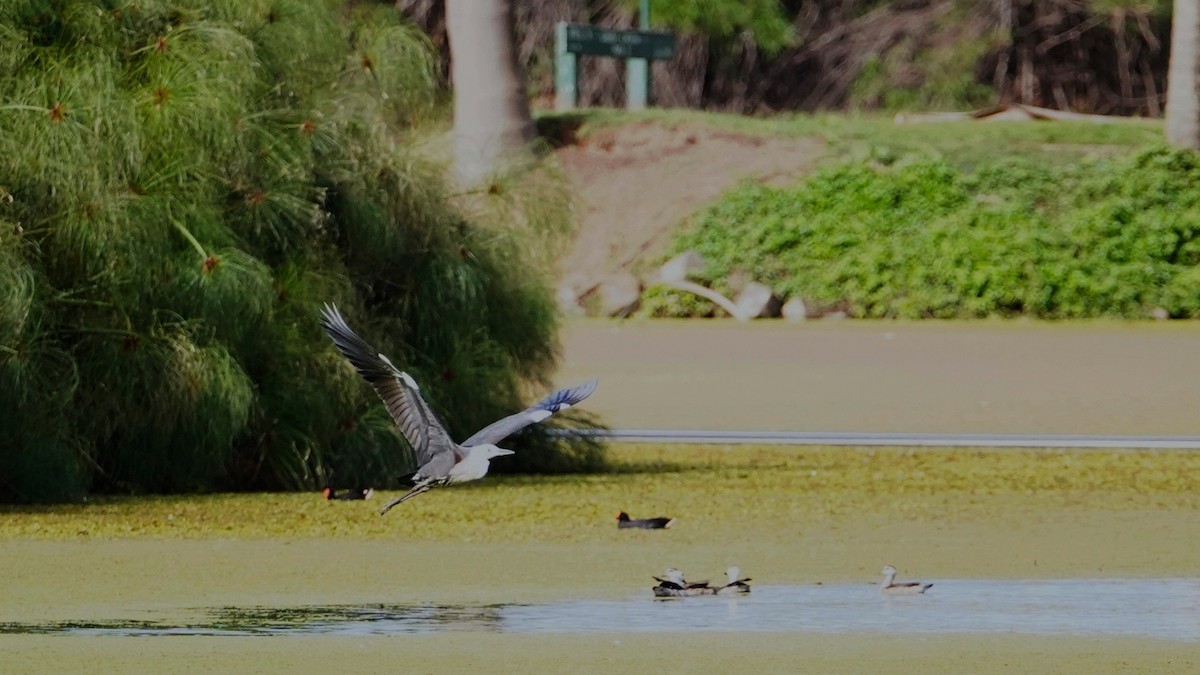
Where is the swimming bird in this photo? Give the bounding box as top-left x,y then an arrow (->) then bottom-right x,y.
716,566 -> 751,594
320,303 -> 599,515
616,511 -> 675,529
879,565 -> 933,595
652,568 -> 715,597
655,568 -> 707,587
323,487 -> 374,501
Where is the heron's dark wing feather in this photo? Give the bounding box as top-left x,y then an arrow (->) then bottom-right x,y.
461,378 -> 599,447
320,303 -> 457,468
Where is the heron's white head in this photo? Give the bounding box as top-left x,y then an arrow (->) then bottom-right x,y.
726,566 -> 741,583
664,568 -> 686,584
470,444 -> 516,461
881,565 -> 897,577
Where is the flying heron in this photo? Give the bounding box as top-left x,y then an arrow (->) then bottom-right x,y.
320,303 -> 598,515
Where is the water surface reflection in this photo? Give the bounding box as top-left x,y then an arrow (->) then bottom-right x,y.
4,578 -> 1196,641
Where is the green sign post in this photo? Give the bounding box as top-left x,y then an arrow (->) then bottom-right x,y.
554,11 -> 674,111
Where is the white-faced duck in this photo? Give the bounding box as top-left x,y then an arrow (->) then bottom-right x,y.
879,565 -> 933,595
652,568 -> 715,597
716,566 -> 751,594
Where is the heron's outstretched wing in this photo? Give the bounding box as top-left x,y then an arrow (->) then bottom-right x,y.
461,378 -> 599,447
320,303 -> 457,470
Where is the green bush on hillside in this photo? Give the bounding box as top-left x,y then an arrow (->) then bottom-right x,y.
0,0 -> 601,503
666,148 -> 1200,319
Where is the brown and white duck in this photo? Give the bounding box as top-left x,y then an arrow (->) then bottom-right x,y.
879,565 -> 933,595
716,566 -> 751,594
652,568 -> 715,597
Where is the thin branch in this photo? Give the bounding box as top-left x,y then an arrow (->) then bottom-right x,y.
1037,15 -> 1104,54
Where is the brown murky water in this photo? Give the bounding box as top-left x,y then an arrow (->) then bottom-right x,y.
556,319 -> 1200,435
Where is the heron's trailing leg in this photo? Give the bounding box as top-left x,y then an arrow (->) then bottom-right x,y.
379,478 -> 437,515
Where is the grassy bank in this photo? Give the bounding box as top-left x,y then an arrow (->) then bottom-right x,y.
543,108 -> 1162,169
542,109 -> 1194,320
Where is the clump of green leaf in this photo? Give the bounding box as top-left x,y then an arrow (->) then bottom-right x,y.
667,148 -> 1200,319
0,0 -> 599,503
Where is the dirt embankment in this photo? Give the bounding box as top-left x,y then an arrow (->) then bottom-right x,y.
553,121 -> 822,298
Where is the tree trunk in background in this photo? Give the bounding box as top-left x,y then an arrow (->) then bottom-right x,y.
446,0 -> 535,186
1167,0 -> 1200,149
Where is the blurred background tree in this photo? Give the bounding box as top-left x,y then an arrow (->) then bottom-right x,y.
446,0 -> 536,185
1167,0 -> 1199,147
400,0 -> 1174,116
0,0 -> 601,503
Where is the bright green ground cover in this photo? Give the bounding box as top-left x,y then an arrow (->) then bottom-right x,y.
665,150 -> 1200,318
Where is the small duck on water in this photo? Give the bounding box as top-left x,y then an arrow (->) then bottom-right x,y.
652,568 -> 716,597
716,566 -> 751,594
879,565 -> 933,595
617,511 -> 675,529
323,487 -> 374,501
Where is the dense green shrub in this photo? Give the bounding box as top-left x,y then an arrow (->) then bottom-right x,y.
668,148 -> 1200,319
0,0 -> 600,503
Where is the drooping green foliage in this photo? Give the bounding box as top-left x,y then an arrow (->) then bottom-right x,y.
0,0 -> 601,503
665,148 -> 1200,319
627,0 -> 793,55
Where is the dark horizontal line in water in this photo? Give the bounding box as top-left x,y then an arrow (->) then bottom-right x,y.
554,429 -> 1200,449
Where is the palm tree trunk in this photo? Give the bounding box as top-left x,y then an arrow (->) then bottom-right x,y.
1167,0 -> 1200,149
446,0 -> 535,186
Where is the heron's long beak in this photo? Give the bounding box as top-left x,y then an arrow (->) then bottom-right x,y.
496,448 -> 515,456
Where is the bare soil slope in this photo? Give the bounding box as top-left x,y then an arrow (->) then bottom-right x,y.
554,120 -> 823,295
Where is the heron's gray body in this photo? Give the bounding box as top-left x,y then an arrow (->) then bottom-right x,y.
320,303 -> 598,514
